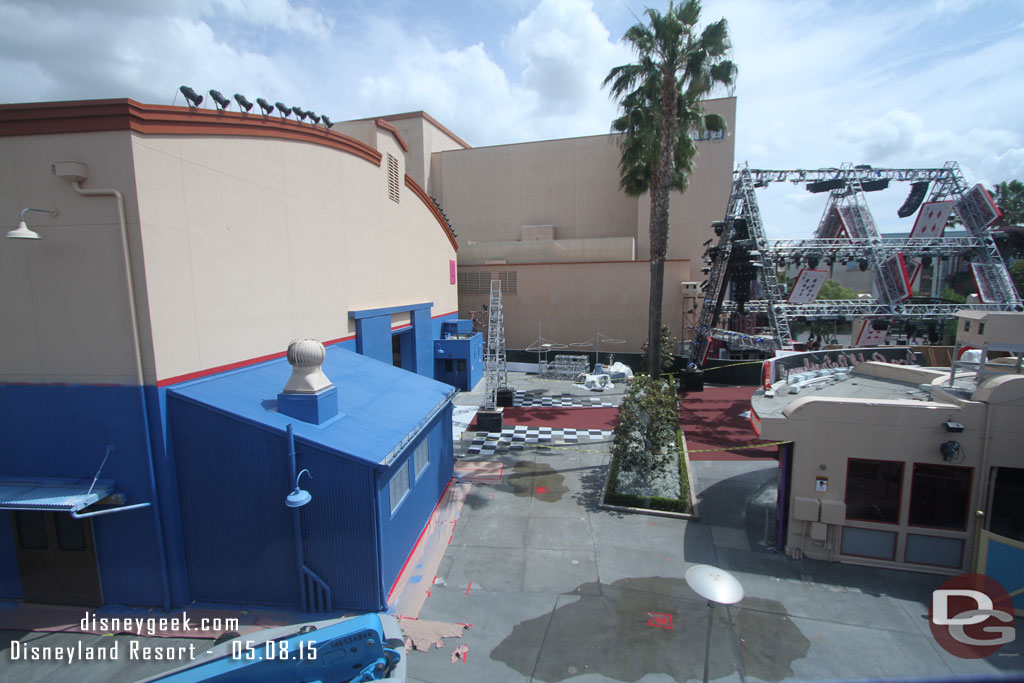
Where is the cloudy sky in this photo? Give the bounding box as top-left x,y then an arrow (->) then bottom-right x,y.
2,0 -> 1022,238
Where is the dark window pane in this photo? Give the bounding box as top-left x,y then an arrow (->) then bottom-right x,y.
55,513 -> 87,551
989,467 -> 1024,542
908,464 -> 971,530
14,511 -> 47,549
845,459 -> 903,523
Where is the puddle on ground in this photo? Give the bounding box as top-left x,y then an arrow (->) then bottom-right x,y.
507,460 -> 568,503
490,575 -> 810,682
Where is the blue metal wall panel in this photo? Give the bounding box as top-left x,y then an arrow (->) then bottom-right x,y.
355,316 -> 392,365
378,409 -> 455,592
411,307 -> 433,379
0,384 -> 165,606
293,443 -> 382,612
169,397 -> 300,606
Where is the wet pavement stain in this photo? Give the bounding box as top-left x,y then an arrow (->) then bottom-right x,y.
490,576 -> 810,682
507,460 -> 568,503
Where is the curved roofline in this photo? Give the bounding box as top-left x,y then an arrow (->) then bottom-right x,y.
0,98 -> 383,166
405,174 -> 458,252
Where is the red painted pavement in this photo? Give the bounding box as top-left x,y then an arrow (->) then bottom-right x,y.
468,386 -> 777,461
678,386 -> 777,461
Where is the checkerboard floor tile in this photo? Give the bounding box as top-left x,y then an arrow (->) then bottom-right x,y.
511,391 -> 614,408
463,426 -> 613,454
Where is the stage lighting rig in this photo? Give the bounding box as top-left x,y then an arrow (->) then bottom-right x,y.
179,85 -> 203,108
307,111 -> 321,124
321,115 -> 333,128
275,102 -> 291,118
257,98 -> 274,115
291,106 -> 308,121
234,94 -> 254,112
209,89 -> 231,110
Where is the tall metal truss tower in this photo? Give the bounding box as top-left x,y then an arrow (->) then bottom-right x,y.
691,162 -> 1023,366
482,279 -> 508,410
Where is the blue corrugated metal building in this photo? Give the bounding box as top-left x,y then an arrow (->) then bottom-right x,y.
166,345 -> 456,612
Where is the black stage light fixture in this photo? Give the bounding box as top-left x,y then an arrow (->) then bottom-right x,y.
858,258 -> 869,272
307,111 -> 321,124
701,267 -> 711,274
807,254 -> 821,269
898,181 -> 930,218
257,98 -> 274,115
921,255 -> 933,268
179,85 -> 203,108
209,89 -> 230,110
712,220 -> 726,236
234,94 -> 253,112
806,178 -> 845,193
291,106 -> 308,121
321,115 -> 333,128
825,255 -> 836,266
871,319 -> 889,331
275,102 -> 291,118
861,179 -> 890,192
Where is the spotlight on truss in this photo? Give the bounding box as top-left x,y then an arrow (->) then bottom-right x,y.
257,98 -> 274,115
209,89 -> 230,110
275,102 -> 290,118
234,94 -> 253,112
179,85 -> 203,108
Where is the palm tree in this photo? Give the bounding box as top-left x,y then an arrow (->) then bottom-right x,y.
604,0 -> 736,378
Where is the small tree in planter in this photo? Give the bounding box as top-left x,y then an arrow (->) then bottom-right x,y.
612,373 -> 680,487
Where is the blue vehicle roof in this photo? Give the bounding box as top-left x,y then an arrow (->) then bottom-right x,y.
168,346 -> 454,469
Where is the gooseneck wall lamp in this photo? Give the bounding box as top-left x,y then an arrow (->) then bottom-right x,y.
6,207 -> 57,240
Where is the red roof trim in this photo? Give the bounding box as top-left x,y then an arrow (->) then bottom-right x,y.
0,99 -> 383,167
374,118 -> 409,152
405,174 -> 458,252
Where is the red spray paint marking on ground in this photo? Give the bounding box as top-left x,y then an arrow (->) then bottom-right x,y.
646,612 -> 673,629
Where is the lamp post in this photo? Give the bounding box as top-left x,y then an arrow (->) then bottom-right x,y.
685,564 -> 744,683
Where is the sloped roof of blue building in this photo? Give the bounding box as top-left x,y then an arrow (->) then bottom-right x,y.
169,346 -> 456,469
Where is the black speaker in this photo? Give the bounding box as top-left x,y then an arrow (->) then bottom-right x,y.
898,182 -> 930,218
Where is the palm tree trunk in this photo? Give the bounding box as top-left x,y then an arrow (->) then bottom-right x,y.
647,61 -> 679,379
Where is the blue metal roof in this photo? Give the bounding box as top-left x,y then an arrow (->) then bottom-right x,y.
168,347 -> 455,469
0,477 -> 115,512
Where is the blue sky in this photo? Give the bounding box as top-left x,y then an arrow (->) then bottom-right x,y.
2,0 -> 1022,238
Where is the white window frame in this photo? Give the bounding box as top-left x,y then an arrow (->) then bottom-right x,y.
389,462 -> 410,514
414,439 -> 430,479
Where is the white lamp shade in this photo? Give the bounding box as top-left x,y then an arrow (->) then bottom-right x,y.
6,221 -> 41,240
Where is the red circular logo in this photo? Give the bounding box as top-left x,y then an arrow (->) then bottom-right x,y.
929,573 -> 1015,659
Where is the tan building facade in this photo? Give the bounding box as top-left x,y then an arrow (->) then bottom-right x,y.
428,97 -> 737,352
753,311 -> 1024,582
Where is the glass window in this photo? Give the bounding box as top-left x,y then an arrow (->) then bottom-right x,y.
55,513 -> 86,551
841,526 -> 896,560
414,440 -> 430,479
990,466 -> 1024,542
389,463 -> 410,515
908,464 -> 971,530
14,511 -> 47,549
845,459 -> 903,524
905,534 -> 964,568
978,323 -> 985,335
963,320 -> 970,332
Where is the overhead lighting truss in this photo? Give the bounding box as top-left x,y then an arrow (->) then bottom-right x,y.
691,162 -> 1023,362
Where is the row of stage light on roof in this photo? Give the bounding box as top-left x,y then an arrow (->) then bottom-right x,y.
178,86 -> 333,128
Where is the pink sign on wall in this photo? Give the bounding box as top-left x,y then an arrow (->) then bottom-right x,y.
450,260 -> 456,284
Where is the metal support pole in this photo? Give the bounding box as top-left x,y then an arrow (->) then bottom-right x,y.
703,600 -> 714,683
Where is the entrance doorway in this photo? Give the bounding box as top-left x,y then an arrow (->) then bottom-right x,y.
11,511 -> 102,606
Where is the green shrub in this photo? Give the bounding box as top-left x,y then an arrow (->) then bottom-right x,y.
611,374 -> 679,484
605,429 -> 690,513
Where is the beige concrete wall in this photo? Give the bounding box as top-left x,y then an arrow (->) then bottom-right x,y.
459,236 -> 634,265
131,131 -> 458,382
457,259 -> 692,352
434,133 -> 638,244
0,131 -> 152,384
383,115 -> 467,194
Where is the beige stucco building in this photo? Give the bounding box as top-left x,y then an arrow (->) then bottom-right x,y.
424,97 -> 737,353
752,311 -> 1024,589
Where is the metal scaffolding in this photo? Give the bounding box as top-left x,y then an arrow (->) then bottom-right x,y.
691,162 -> 1023,365
482,279 -> 507,410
